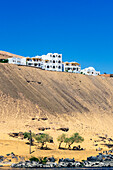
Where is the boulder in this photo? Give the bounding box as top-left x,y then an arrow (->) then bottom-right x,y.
57,128 -> 69,132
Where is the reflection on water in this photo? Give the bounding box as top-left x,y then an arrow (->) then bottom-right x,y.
1,168 -> 113,170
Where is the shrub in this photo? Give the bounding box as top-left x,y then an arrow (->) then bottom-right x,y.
29,157 -> 39,162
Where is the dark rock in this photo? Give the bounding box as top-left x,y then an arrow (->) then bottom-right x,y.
38,82 -> 41,84
48,157 -> 55,162
38,127 -> 50,131
38,118 -> 48,121
57,128 -> 69,132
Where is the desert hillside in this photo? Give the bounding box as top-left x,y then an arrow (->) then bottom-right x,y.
0,51 -> 113,160
0,51 -> 24,59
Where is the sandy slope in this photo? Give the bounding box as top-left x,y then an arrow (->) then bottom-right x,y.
0,51 -> 24,59
0,52 -> 113,160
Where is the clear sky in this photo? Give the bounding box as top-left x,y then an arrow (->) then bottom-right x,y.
0,0 -> 113,73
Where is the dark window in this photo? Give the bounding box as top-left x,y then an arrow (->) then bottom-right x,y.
58,66 -> 61,69
34,64 -> 37,66
58,55 -> 61,58
92,72 -> 93,74
53,55 -> 55,58
38,63 -> 40,66
53,60 -> 55,63
77,68 -> 78,71
53,66 -> 55,69
58,60 -> 61,63
47,66 -> 49,68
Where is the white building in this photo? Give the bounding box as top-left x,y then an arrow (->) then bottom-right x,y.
8,57 -> 26,65
41,53 -> 62,72
25,53 -> 62,72
26,56 -> 42,68
81,67 -> 100,76
63,62 -> 81,73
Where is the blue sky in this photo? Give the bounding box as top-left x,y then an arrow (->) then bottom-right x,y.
0,0 -> 113,73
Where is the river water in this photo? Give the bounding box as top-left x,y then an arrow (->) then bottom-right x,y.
1,168 -> 113,170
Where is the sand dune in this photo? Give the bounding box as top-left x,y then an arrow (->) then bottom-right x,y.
0,51 -> 113,160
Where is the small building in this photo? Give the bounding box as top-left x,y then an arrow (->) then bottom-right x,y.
63,62 -> 81,73
81,67 -> 100,76
8,57 -> 26,65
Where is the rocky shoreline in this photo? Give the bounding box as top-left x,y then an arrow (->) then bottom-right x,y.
10,150 -> 113,168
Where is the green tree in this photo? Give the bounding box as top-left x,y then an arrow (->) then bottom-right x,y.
57,133 -> 66,149
35,133 -> 53,149
64,133 -> 84,149
23,132 -> 35,145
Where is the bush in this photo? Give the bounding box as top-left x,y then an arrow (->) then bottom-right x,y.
23,132 -> 31,139
29,157 -> 39,162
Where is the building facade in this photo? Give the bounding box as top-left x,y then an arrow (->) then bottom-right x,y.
26,56 -> 42,68
25,53 -> 62,72
41,53 -> 62,72
63,62 -> 81,73
8,57 -> 26,65
81,67 -> 100,76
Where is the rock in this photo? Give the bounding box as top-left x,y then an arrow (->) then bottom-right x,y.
18,132 -> 24,138
32,118 -> 37,120
8,133 -> 18,138
38,127 -> 51,131
38,82 -> 41,84
38,117 -> 48,121
57,128 -> 69,132
48,157 -> 55,162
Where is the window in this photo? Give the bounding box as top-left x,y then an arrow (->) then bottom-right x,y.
34,64 -> 37,66
73,68 -> 76,70
58,55 -> 61,58
77,68 -> 78,71
53,66 -> 55,69
53,55 -> 55,58
38,63 -> 40,66
28,63 -> 32,66
47,66 -> 49,68
58,60 -> 61,63
53,60 -> 55,63
50,60 -> 52,63
92,72 -> 93,74
58,66 -> 61,69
